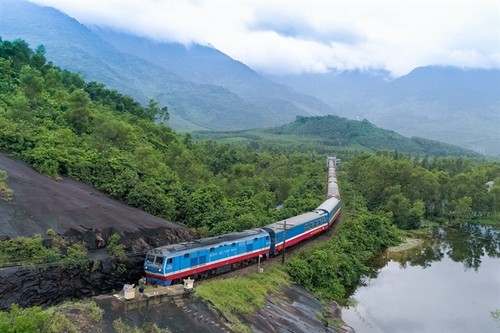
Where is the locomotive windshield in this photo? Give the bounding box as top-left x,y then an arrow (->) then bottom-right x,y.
155,256 -> 164,265
146,254 -> 155,264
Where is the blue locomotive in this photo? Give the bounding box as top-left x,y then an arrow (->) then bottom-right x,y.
145,157 -> 341,286
144,229 -> 271,285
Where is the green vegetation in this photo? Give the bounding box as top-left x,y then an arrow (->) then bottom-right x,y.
0,304 -> 77,333
0,169 -> 13,201
0,234 -> 61,267
0,300 -> 101,333
492,309 -> 500,325
0,38 -> 327,238
285,175 -> 400,301
107,233 -> 127,261
2,37 -> 499,332
284,152 -> 499,303
193,115 -> 483,158
56,300 -> 102,323
343,152 -> 500,226
63,242 -> 89,269
196,266 -> 289,332
0,231 -> 91,269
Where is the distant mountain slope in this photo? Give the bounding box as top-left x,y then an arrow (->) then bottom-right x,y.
268,67 -> 500,156
93,28 -> 333,118
0,1 -> 328,130
193,115 -> 482,158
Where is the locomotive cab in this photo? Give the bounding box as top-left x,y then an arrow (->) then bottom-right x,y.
144,251 -> 172,284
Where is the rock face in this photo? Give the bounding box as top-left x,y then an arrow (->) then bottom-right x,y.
0,152 -> 199,310
0,257 -> 137,310
0,152 -> 193,241
0,223 -> 197,310
241,285 -> 355,333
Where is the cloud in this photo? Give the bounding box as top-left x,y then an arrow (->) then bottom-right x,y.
30,0 -> 500,77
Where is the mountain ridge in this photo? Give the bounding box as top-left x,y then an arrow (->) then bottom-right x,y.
268,66 -> 500,155
193,115 -> 483,158
0,0 -> 327,130
2,0 -> 498,155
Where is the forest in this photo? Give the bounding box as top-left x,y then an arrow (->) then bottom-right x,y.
1,37 -> 499,255
1,38 -> 500,331
0,38 -> 329,238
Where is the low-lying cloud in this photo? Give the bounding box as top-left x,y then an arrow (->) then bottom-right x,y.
30,0 -> 500,77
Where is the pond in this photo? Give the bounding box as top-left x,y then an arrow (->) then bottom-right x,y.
343,224 -> 500,333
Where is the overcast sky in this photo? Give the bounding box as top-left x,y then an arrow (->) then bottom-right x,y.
30,0 -> 499,77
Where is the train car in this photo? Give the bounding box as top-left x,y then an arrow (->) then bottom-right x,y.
327,156 -> 340,199
316,197 -> 341,226
145,229 -> 270,286
262,209 -> 329,255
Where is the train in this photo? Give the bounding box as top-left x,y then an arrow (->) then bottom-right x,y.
144,157 -> 341,286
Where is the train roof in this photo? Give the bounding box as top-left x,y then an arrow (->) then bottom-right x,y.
262,210 -> 326,232
316,197 -> 340,212
148,228 -> 268,257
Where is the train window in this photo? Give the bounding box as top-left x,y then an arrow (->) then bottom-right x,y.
155,256 -> 164,265
305,224 -> 309,231
231,242 -> 236,247
146,255 -> 155,264
253,238 -> 258,242
184,253 -> 190,258
210,247 -> 215,252
166,258 -> 172,264
266,236 -> 269,240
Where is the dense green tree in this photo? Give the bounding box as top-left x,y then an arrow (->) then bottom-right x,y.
65,88 -> 92,134
19,65 -> 43,102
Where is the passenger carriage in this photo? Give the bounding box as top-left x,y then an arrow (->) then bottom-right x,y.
262,198 -> 341,254
317,197 -> 341,226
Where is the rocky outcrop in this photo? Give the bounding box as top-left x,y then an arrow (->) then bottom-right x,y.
241,285 -> 354,333
0,257 -> 138,310
0,152 -> 200,310
0,226 -> 197,311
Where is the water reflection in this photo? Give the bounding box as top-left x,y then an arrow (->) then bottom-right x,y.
344,224 -> 500,333
386,223 -> 500,271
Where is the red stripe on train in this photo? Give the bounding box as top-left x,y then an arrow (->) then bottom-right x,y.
146,248 -> 269,282
275,210 -> 341,251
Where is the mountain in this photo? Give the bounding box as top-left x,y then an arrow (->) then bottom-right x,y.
0,0 -> 327,130
193,115 -> 482,158
268,67 -> 500,156
92,28 -> 333,118
2,1 -> 498,156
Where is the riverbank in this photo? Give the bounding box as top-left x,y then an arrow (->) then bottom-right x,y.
386,237 -> 424,253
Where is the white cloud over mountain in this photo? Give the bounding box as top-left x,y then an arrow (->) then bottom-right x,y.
30,0 -> 500,77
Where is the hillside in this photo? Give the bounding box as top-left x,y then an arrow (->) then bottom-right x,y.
0,0 -> 327,130
193,115 -> 483,158
93,28 -> 333,118
268,67 -> 500,156
0,152 -> 194,246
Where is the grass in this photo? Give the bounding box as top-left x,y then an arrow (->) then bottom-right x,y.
195,265 -> 290,332
56,299 -> 103,323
